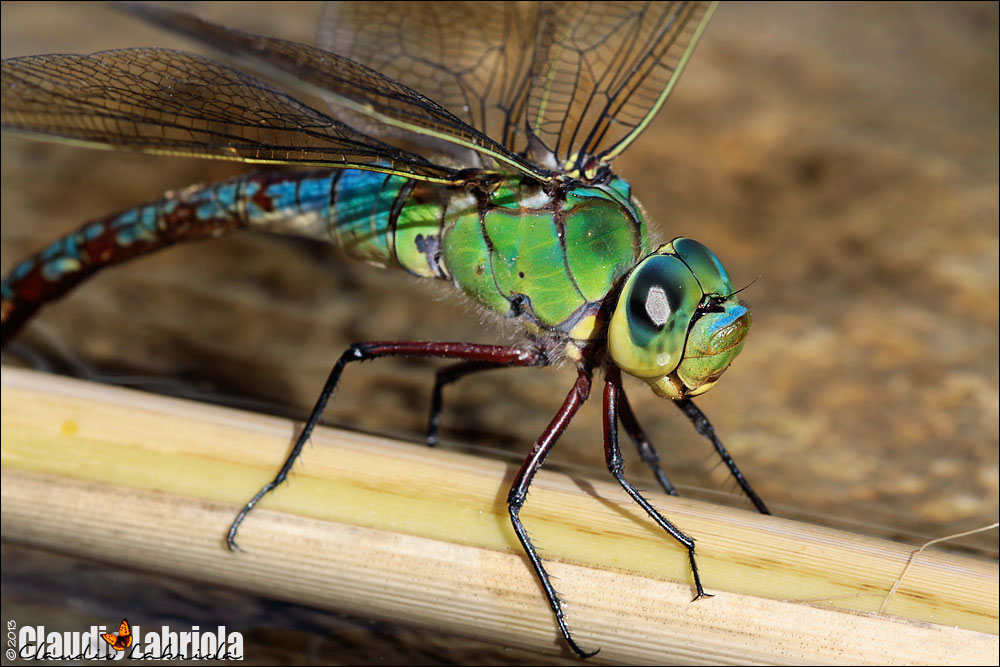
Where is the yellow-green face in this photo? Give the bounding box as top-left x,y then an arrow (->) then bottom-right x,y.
607,238 -> 750,399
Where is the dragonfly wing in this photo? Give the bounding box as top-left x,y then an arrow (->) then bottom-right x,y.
1,49 -> 462,184
120,3 -> 552,181
526,1 -> 717,173
315,1 -> 717,176
316,2 -> 543,166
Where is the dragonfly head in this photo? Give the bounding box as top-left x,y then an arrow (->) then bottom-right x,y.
607,238 -> 750,399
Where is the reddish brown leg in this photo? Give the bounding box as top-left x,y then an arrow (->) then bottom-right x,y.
506,367 -> 597,659
227,341 -> 542,549
425,361 -> 676,503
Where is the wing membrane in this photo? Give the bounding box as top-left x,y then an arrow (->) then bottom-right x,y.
314,1 -> 716,175
528,1 -> 716,171
9,3 -> 716,185
121,2 -> 552,180
316,2 -> 541,161
1,49 -> 462,183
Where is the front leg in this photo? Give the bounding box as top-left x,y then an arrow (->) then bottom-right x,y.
603,367 -> 709,600
617,387 -> 679,495
674,398 -> 770,515
423,356 -> 681,504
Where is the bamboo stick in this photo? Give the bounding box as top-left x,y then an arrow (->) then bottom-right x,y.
1,366 -> 997,664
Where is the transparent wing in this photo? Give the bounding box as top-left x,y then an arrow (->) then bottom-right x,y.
529,1 -> 717,172
316,2 -> 542,163
1,49 -> 463,184
121,2 -> 552,181
314,1 -> 717,176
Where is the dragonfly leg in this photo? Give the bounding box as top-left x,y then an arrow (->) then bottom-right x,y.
617,387 -> 679,496
507,368 -> 598,659
425,356 -> 549,447
426,362 -> 504,447
227,341 -> 543,550
674,399 -> 771,515
604,367 -> 710,601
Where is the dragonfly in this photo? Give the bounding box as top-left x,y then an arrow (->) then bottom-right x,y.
0,2 -> 771,657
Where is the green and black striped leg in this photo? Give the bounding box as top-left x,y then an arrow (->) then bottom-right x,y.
603,367 -> 709,602
226,341 -> 543,550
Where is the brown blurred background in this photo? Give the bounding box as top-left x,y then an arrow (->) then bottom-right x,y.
2,2 -> 997,664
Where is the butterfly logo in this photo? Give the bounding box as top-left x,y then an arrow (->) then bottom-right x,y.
100,618 -> 133,651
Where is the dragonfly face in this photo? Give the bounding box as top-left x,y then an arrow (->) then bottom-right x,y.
608,238 -> 750,399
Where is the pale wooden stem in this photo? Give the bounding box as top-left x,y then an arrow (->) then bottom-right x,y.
1,366 -> 997,664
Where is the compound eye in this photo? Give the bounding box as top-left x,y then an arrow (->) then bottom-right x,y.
608,254 -> 701,378
673,237 -> 734,296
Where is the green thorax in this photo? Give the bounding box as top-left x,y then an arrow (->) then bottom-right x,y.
305,169 -> 650,344
405,174 -> 650,342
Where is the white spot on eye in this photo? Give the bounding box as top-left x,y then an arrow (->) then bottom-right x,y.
645,286 -> 671,326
